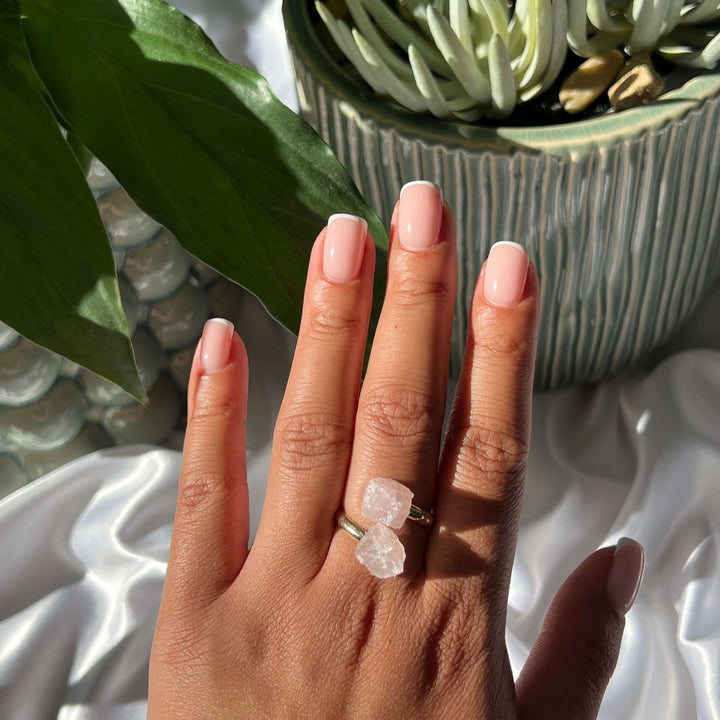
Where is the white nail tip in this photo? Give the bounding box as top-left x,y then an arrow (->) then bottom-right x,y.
400,180 -> 443,201
328,213 -> 367,229
205,318 -> 234,331
491,240 -> 527,255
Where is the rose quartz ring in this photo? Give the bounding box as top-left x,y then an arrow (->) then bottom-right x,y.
362,477 -> 433,529
337,477 -> 433,579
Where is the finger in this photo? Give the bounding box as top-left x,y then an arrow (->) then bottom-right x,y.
248,215 -> 375,580
164,319 -> 249,605
516,539 -> 645,720
427,242 -> 540,584
337,181 -> 456,579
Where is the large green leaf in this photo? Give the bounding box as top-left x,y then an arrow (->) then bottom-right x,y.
0,1 -> 146,403
20,0 -> 388,347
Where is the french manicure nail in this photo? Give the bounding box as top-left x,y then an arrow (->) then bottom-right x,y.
606,537 -> 645,615
200,318 -> 234,372
483,241 -> 529,308
398,181 -> 443,251
323,214 -> 367,283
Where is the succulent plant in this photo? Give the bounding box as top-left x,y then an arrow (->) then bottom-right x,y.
316,0 -> 720,120
569,0 -> 720,65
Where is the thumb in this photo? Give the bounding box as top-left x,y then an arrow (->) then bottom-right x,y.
516,538 -> 645,720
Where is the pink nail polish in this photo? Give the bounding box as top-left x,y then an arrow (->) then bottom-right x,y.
483,241 -> 529,308
323,214 -> 367,283
398,181 -> 443,251
200,318 -> 234,372
606,537 -> 645,615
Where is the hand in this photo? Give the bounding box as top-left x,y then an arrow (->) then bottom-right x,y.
148,182 -> 644,719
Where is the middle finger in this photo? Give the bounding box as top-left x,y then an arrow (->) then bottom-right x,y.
340,181 -> 456,577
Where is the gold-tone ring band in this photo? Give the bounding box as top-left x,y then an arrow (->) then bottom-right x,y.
336,512 -> 365,541
408,504 -> 434,527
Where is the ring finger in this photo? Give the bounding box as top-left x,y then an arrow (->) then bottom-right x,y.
334,181 -> 456,578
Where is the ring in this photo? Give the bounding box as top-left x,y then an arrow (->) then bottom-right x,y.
336,511 -> 406,579
336,511 -> 365,541
362,477 -> 434,529
408,504 -> 434,527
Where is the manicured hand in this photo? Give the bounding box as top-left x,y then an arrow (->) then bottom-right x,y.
148,182 -> 644,719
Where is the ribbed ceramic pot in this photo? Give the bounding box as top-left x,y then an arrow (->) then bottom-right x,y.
284,1 -> 720,389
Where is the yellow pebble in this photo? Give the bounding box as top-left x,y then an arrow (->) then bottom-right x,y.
559,50 -> 626,114
609,59 -> 664,111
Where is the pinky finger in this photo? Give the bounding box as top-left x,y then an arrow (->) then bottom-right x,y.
516,539 -> 645,720
165,319 -> 250,605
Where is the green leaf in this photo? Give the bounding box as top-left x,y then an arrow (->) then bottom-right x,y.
20,0 -> 388,352
66,133 -> 94,176
0,1 -> 146,403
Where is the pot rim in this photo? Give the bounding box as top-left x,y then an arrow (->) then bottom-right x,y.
283,0 -> 720,155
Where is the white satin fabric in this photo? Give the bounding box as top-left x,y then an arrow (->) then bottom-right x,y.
1,1 -> 719,717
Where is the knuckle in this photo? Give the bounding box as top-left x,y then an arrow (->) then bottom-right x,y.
304,294 -> 364,341
471,309 -> 534,365
273,411 -> 353,476
450,425 -> 528,498
358,384 -> 439,446
178,467 -> 231,512
191,388 -> 243,422
389,268 -> 452,309
419,585 -> 495,689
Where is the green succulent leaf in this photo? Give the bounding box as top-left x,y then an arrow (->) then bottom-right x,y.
0,0 -> 146,403
20,0 -> 388,357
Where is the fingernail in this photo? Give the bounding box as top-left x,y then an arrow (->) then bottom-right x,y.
606,537 -> 645,615
200,318 -> 234,372
323,214 -> 367,283
398,181 -> 443,251
483,241 -> 529,308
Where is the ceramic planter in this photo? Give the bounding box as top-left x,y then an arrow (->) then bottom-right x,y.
283,1 -> 720,389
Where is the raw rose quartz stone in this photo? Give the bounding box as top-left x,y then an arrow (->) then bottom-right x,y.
362,477 -> 413,529
354,523 -> 405,578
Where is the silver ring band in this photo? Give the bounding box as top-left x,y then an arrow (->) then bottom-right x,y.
336,512 -> 365,541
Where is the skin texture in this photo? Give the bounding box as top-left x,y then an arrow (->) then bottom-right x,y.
148,194 -> 632,720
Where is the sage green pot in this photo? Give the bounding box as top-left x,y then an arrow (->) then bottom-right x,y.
283,1 -> 720,389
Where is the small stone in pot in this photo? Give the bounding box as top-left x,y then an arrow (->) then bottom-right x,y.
609,57 -> 665,111
559,50 -> 625,114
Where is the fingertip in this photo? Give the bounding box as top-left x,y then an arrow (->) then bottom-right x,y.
469,252 -> 540,355
606,537 -> 645,616
475,242 -> 528,308
396,181 -> 444,251
517,546 -> 630,720
312,216 -> 378,287
187,319 -> 248,423
201,318 -> 235,372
